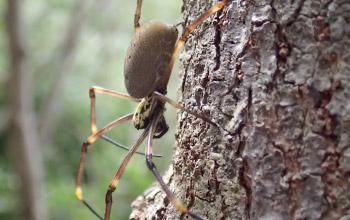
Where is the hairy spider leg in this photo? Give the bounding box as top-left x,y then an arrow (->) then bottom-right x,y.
89,86 -> 156,156
161,0 -> 227,91
145,116 -> 204,220
153,91 -> 216,126
75,113 -> 134,220
104,126 -> 150,220
134,0 -> 142,32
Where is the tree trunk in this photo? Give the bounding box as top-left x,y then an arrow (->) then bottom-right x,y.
6,0 -> 48,220
131,0 -> 350,219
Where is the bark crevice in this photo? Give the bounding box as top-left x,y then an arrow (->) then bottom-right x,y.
130,0 -> 350,219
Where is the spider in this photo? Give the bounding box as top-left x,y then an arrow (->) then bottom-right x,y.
75,1 -> 228,219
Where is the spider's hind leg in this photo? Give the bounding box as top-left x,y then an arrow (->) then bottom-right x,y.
104,127 -> 150,220
160,0 -> 228,91
144,118 -> 205,220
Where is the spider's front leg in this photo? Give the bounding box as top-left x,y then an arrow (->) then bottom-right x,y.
75,113 -> 134,220
77,87 -> 139,219
134,0 -> 142,32
88,86 -> 140,134
89,86 -> 162,157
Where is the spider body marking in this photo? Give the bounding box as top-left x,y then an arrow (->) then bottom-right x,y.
133,94 -> 169,138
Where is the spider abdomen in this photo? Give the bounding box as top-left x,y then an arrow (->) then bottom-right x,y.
124,20 -> 178,98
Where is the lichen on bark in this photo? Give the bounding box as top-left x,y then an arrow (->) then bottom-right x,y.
130,0 -> 350,219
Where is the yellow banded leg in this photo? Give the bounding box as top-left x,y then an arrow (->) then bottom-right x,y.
89,86 -> 148,154
134,0 -> 143,32
89,86 -> 140,134
161,0 -> 228,90
145,119 -> 205,220
104,126 -> 150,220
75,113 -> 133,220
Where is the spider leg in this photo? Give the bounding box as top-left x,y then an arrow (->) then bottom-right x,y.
89,86 -> 140,134
104,126 -> 150,220
160,0 -> 227,90
134,0 -> 142,32
153,91 -> 216,126
89,86 -> 152,156
101,135 -> 162,158
145,118 -> 205,220
75,113 -> 134,220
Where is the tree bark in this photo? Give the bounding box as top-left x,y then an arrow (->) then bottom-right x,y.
6,0 -> 48,220
131,0 -> 350,219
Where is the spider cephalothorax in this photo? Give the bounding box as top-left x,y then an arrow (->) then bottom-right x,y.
75,1 -> 228,220
133,94 -> 169,138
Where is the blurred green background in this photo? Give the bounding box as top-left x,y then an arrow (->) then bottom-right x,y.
0,0 -> 182,219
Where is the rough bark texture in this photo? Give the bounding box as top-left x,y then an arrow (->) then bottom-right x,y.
130,0 -> 350,219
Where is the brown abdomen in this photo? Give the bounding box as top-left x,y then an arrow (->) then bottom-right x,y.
124,20 -> 178,98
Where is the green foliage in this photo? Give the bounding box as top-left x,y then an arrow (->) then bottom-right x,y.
0,0 -> 182,219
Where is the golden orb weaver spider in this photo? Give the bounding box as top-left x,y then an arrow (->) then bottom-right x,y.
75,1 -> 228,219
